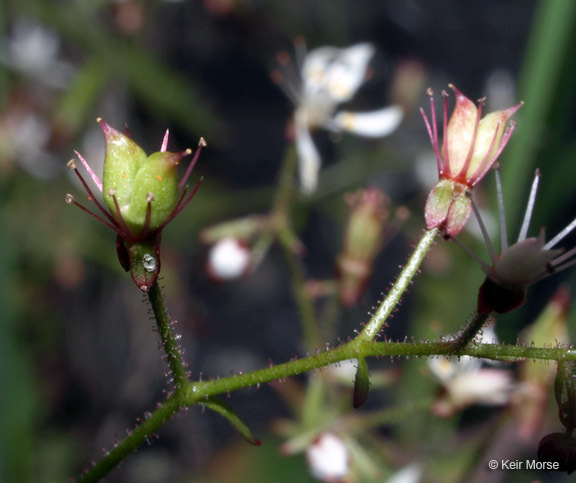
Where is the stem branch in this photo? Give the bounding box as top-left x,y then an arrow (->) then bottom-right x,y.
358,228 -> 438,342
148,281 -> 189,387
79,337 -> 576,481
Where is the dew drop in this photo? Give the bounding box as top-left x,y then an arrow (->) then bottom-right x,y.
143,254 -> 157,272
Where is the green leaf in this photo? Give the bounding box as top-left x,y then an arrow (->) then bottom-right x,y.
353,357 -> 370,409
202,397 -> 261,446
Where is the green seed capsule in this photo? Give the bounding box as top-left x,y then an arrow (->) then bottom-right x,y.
124,151 -> 182,233
100,120 -> 147,220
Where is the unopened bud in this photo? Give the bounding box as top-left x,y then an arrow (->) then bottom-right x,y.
538,433 -> 576,474
337,188 -> 389,306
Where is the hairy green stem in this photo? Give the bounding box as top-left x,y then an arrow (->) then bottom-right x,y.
78,393 -> 184,483
148,281 -> 189,387
449,311 -> 492,354
357,228 -> 438,342
79,336 -> 576,481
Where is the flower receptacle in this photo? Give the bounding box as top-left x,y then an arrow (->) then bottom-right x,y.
424,179 -> 471,239
117,235 -> 162,292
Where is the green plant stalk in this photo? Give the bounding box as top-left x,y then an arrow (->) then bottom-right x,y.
449,312 -> 492,353
80,334 -> 576,481
272,144 -> 297,215
357,227 -> 438,342
79,393 -> 184,483
148,281 -> 189,387
278,230 -> 321,350
272,144 -> 321,350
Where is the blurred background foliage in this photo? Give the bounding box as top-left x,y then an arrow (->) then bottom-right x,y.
2,0 -> 576,481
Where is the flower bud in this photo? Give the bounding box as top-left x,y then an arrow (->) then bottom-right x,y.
420,85 -> 522,238
337,188 -> 389,306
306,432 -> 349,481
538,433 -> 576,474
555,359 -> 576,434
353,357 -> 370,409
206,237 -> 251,281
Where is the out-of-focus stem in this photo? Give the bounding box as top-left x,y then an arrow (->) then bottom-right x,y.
272,144 -> 321,350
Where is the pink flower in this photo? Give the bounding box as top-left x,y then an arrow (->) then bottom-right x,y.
421,85 -> 522,238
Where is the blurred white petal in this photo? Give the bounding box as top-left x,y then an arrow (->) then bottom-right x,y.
295,115 -> 321,195
1,17 -> 74,87
331,106 -> 403,137
207,237 -> 250,280
306,433 -> 349,481
450,369 -> 513,406
428,356 -> 481,383
302,43 -> 375,104
388,463 -> 422,483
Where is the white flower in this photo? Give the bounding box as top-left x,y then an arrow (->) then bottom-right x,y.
0,17 -> 74,87
326,358 -> 358,384
387,463 -> 422,483
275,42 -> 403,194
428,326 -> 513,417
306,432 -> 349,481
206,237 -> 250,280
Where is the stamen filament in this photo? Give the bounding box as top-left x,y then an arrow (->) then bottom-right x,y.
471,198 -> 497,264
549,250 -> 576,274
169,177 -> 203,223
65,194 -> 121,233
293,36 -> 307,72
544,216 -> 576,250
550,246 -> 576,268
421,90 -> 443,176
517,169 -> 540,243
441,91 -> 451,177
109,190 -> 133,239
160,130 -> 169,152
74,150 -> 103,192
69,161 -> 118,226
139,193 -> 155,239
452,236 -> 491,271
494,167 -> 509,251
178,138 -> 206,192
